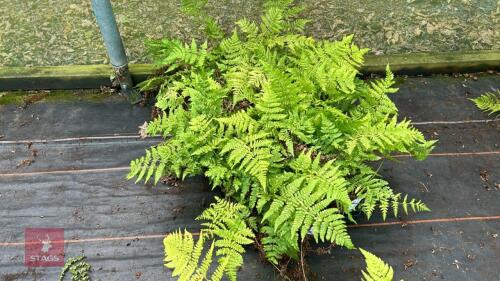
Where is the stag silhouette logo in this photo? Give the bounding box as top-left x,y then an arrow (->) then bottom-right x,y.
39,234 -> 52,253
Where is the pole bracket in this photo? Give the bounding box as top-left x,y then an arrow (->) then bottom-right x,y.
91,0 -> 142,104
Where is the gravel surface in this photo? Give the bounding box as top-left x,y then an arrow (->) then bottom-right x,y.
0,0 -> 498,66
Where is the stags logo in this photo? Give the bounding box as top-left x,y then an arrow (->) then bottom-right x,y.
25,228 -> 64,267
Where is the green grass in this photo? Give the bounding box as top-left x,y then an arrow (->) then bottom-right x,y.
0,0 -> 498,67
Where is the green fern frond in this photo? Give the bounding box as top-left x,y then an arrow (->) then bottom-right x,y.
352,174 -> 430,220
149,38 -> 208,72
256,88 -> 288,123
224,64 -> 261,103
261,225 -> 299,264
164,230 -> 215,281
197,198 -> 255,281
346,115 -> 436,160
471,91 -> 500,115
260,7 -> 285,35
359,248 -> 394,281
220,31 -> 244,67
216,110 -> 259,135
128,146 -> 162,184
145,109 -> 189,138
289,151 -> 350,208
261,152 -> 353,249
204,18 -> 224,40
173,39 -> 208,68
236,18 -> 259,38
220,132 -> 276,190
164,198 -> 254,281
268,34 -> 315,53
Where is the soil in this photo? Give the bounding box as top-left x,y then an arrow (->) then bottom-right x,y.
254,235 -> 316,281
479,169 -> 495,190
21,91 -> 49,108
15,142 -> 38,169
160,176 -> 181,188
16,158 -> 33,168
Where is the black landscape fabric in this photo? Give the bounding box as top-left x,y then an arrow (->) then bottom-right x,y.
0,74 -> 499,280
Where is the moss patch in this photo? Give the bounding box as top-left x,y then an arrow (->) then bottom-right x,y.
0,90 -> 117,106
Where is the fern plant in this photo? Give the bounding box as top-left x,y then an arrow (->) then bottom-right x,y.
470,90 -> 500,115
129,0 -> 435,279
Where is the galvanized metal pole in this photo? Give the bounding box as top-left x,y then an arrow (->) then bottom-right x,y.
91,0 -> 141,103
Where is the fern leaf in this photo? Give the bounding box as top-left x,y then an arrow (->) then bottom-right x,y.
220,133 -> 275,190
359,248 -> 394,281
261,153 -> 354,249
164,199 -> 253,281
261,7 -> 284,35
197,198 -> 254,280
236,18 -> 259,38
163,230 -> 212,281
471,91 -> 500,115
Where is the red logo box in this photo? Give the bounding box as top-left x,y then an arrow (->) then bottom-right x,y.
25,228 -> 64,267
